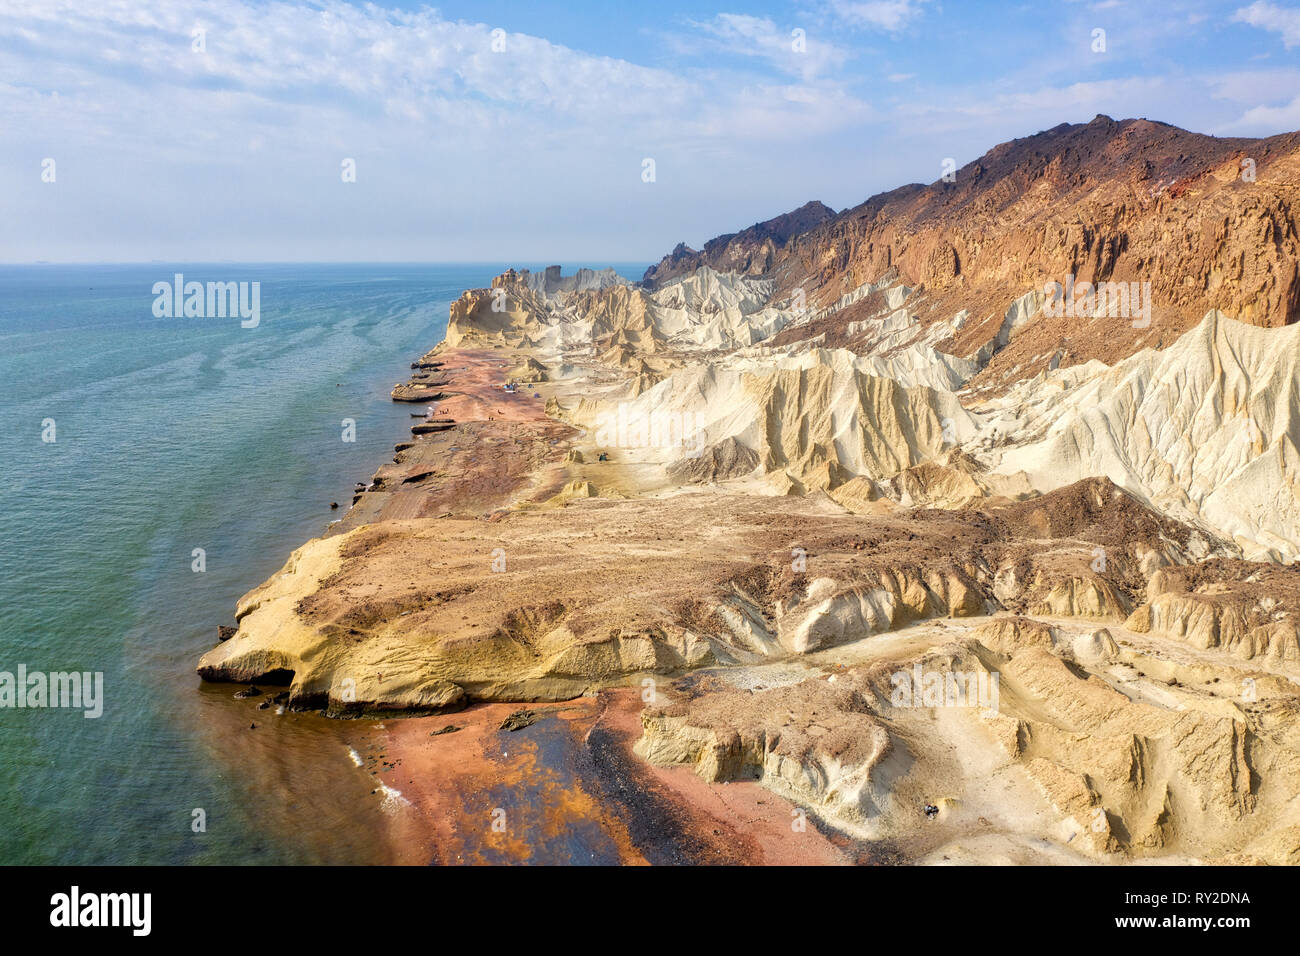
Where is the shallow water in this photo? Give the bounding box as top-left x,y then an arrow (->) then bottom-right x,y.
0,262 -> 641,864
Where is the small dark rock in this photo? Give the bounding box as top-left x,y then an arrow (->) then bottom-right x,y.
430,725 -> 462,736
233,685 -> 262,699
217,625 -> 237,642
499,709 -> 539,732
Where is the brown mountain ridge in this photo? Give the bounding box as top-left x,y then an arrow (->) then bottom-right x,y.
646,114 -> 1300,389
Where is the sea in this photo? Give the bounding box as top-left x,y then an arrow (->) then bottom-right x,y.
0,262 -> 643,864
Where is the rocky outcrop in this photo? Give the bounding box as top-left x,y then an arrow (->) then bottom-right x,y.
1125,561 -> 1300,663
637,625 -> 1300,861
567,351 -> 977,491
642,200 -> 836,288
770,117 -> 1300,384
665,436 -> 759,484
637,678 -> 894,829
199,477 -> 1228,717
643,118 -> 1300,392
979,642 -> 1274,857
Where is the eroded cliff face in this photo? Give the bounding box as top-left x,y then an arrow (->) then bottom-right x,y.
198,477 -> 1220,709
636,618 -> 1300,863
1124,560 -> 1300,664
647,116 -> 1300,388
201,115 -> 1300,863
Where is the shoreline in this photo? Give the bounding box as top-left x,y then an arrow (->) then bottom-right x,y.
205,327 -> 857,863
200,291 -> 862,864
195,267 -> 1300,865
333,345 -> 570,532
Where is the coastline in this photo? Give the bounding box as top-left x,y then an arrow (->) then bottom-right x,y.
200,322 -> 855,864
196,267 -> 1300,866
16,0 -> 1300,880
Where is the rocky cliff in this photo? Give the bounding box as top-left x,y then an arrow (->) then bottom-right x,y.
647,116 -> 1300,389
200,115 -> 1300,864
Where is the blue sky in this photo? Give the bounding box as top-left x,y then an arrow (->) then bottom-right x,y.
3,0 -> 1299,262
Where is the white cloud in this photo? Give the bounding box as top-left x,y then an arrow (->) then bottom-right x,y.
0,0 -> 879,260
896,76 -> 1173,128
828,0 -> 930,31
0,0 -> 881,153
2,0 -> 1292,263
1225,92 -> 1300,129
1207,67 -> 1300,102
1205,66 -> 1300,132
683,13 -> 848,80
1233,1 -> 1300,47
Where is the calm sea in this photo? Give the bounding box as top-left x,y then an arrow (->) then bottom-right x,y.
0,262 -> 643,864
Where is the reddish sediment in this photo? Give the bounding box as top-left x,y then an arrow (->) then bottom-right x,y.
368,688 -> 852,865
339,347 -> 572,528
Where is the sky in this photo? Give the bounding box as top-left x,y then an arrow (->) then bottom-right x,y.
3,0 -> 1299,263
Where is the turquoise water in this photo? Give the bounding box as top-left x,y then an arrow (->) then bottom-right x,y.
0,263 -> 642,864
